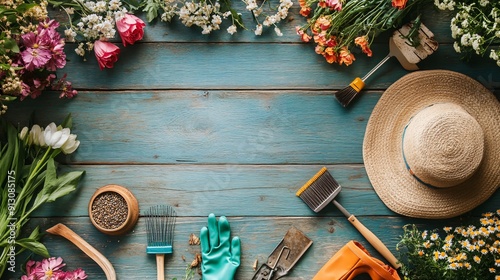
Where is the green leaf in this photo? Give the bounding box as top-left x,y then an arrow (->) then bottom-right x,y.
16,238 -> 50,258
16,3 -> 38,13
32,159 -> 84,209
3,38 -> 20,53
142,0 -> 160,22
61,113 -> 73,129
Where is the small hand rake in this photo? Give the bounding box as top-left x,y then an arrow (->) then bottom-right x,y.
145,205 -> 177,280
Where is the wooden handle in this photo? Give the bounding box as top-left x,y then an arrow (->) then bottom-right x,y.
347,215 -> 401,269
156,254 -> 165,280
46,223 -> 117,280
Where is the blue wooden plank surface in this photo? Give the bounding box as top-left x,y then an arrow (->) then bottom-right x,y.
2,2 -> 500,280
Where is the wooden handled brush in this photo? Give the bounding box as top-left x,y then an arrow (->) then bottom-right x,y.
335,20 -> 438,108
145,205 -> 177,280
296,167 -> 401,269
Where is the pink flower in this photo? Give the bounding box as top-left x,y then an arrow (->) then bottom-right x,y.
38,257 -> 65,279
93,40 -> 120,70
324,0 -> 342,10
65,268 -> 88,280
116,14 -> 146,46
20,32 -> 52,71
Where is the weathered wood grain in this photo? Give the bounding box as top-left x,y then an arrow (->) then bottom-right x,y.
58,43 -> 499,90
3,215 -> 487,280
5,90 -> 378,164
31,164 -> 500,218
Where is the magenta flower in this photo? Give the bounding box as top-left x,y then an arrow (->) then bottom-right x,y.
116,14 -> 146,46
93,40 -> 120,70
20,32 -> 52,71
21,257 -> 87,280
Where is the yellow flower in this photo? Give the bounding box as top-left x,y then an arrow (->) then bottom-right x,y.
418,250 -> 424,256
443,226 -> 453,233
473,255 -> 481,263
423,240 -> 432,249
489,267 -> 496,273
464,262 -> 472,270
430,233 -> 439,241
445,234 -> 454,242
421,230 -> 428,239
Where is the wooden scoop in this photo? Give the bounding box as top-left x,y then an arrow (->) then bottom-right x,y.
47,223 -> 116,280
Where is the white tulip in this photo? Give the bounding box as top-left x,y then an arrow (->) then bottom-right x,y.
44,123 -> 72,149
29,125 -> 46,147
61,134 -> 80,154
19,127 -> 29,141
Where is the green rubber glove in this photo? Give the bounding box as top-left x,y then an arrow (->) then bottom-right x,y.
200,213 -> 241,280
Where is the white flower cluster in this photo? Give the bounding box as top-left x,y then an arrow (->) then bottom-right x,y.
19,123 -> 80,154
160,0 -> 241,35
243,0 -> 293,36
435,0 -> 500,67
64,0 -> 128,56
158,0 -> 292,35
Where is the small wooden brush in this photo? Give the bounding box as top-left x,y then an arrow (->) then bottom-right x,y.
145,205 -> 177,280
296,167 -> 401,269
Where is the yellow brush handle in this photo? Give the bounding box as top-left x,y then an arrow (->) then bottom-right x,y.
156,254 -> 165,280
347,215 -> 401,269
349,77 -> 365,92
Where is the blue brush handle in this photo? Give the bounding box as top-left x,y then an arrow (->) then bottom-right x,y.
147,245 -> 173,254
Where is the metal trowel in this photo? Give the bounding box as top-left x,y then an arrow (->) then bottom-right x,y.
252,227 -> 313,280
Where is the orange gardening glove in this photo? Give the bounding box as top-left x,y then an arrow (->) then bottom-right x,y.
313,240 -> 400,280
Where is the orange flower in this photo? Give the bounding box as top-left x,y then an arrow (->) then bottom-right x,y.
314,16 -> 331,31
391,0 -> 408,9
300,6 -> 312,16
338,46 -> 355,66
298,0 -> 312,16
296,27 -> 312,42
323,48 -> 338,64
355,35 -> 373,57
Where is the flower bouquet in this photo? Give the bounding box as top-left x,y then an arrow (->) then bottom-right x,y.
50,0 -> 145,69
435,0 -> 500,67
397,210 -> 500,280
0,0 -> 77,115
296,0 -> 431,65
0,115 -> 85,278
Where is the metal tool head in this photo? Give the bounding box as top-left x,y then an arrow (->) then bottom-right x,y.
252,227 -> 313,280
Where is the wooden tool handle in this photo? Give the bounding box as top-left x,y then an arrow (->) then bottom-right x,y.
46,223 -> 117,280
347,215 -> 401,269
156,254 -> 165,280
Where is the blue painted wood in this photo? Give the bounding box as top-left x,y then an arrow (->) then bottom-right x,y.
55,44 -> 499,90
2,2 -> 499,280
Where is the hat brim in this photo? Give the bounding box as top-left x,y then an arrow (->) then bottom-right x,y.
363,70 -> 500,219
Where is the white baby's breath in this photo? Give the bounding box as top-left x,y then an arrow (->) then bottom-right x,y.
440,0 -> 500,67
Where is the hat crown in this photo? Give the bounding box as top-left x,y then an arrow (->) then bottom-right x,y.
402,103 -> 484,188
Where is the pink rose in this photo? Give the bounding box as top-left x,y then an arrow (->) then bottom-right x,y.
94,40 -> 120,70
116,14 -> 146,46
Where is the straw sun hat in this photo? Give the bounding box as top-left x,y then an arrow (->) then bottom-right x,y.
363,70 -> 500,219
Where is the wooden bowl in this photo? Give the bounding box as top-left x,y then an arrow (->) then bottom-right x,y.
88,184 -> 139,236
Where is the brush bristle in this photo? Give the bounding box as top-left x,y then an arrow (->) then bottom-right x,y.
335,77 -> 365,107
145,205 -> 176,254
296,167 -> 342,212
335,86 -> 360,107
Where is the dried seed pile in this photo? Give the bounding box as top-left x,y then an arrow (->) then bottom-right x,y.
91,192 -> 128,229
